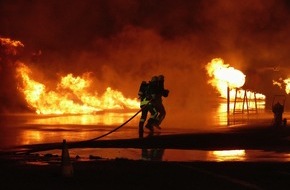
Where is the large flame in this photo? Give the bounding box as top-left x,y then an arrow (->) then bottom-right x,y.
206,58 -> 245,96
16,63 -> 139,114
206,58 -> 265,100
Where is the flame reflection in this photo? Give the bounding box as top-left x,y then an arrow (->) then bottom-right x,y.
25,112 -> 138,126
210,150 -> 246,161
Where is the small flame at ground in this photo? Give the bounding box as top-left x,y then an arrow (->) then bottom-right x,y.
285,79 -> 290,94
16,62 -> 139,114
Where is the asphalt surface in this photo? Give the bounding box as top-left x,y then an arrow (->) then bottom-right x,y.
1,157 -> 290,190
1,124 -> 290,190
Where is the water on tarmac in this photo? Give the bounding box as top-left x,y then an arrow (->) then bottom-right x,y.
1,104 -> 290,162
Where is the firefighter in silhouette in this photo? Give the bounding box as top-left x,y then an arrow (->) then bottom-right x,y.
153,75 -> 169,128
143,75 -> 162,133
272,101 -> 284,127
138,78 -> 158,137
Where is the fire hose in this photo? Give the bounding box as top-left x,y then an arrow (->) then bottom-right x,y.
13,101 -> 150,154
85,102 -> 149,141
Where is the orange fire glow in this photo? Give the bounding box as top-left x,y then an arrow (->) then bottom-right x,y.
206,58 -> 266,100
211,150 -> 246,161
273,78 -> 290,94
0,37 -> 24,55
16,62 -> 139,114
285,78 -> 290,94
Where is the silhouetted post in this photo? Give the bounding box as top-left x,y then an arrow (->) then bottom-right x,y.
227,84 -> 230,115
227,84 -> 230,125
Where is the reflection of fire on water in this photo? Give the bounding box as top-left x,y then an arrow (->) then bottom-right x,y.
210,150 -> 246,161
206,58 -> 266,114
26,112 -> 137,126
16,61 -> 139,115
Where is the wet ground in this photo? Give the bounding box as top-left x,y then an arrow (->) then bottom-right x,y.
1,110 -> 290,189
1,110 -> 290,162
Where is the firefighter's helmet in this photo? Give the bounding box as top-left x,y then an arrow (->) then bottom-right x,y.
158,75 -> 164,80
151,76 -> 158,82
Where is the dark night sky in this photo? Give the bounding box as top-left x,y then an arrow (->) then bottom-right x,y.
1,0 -> 290,124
